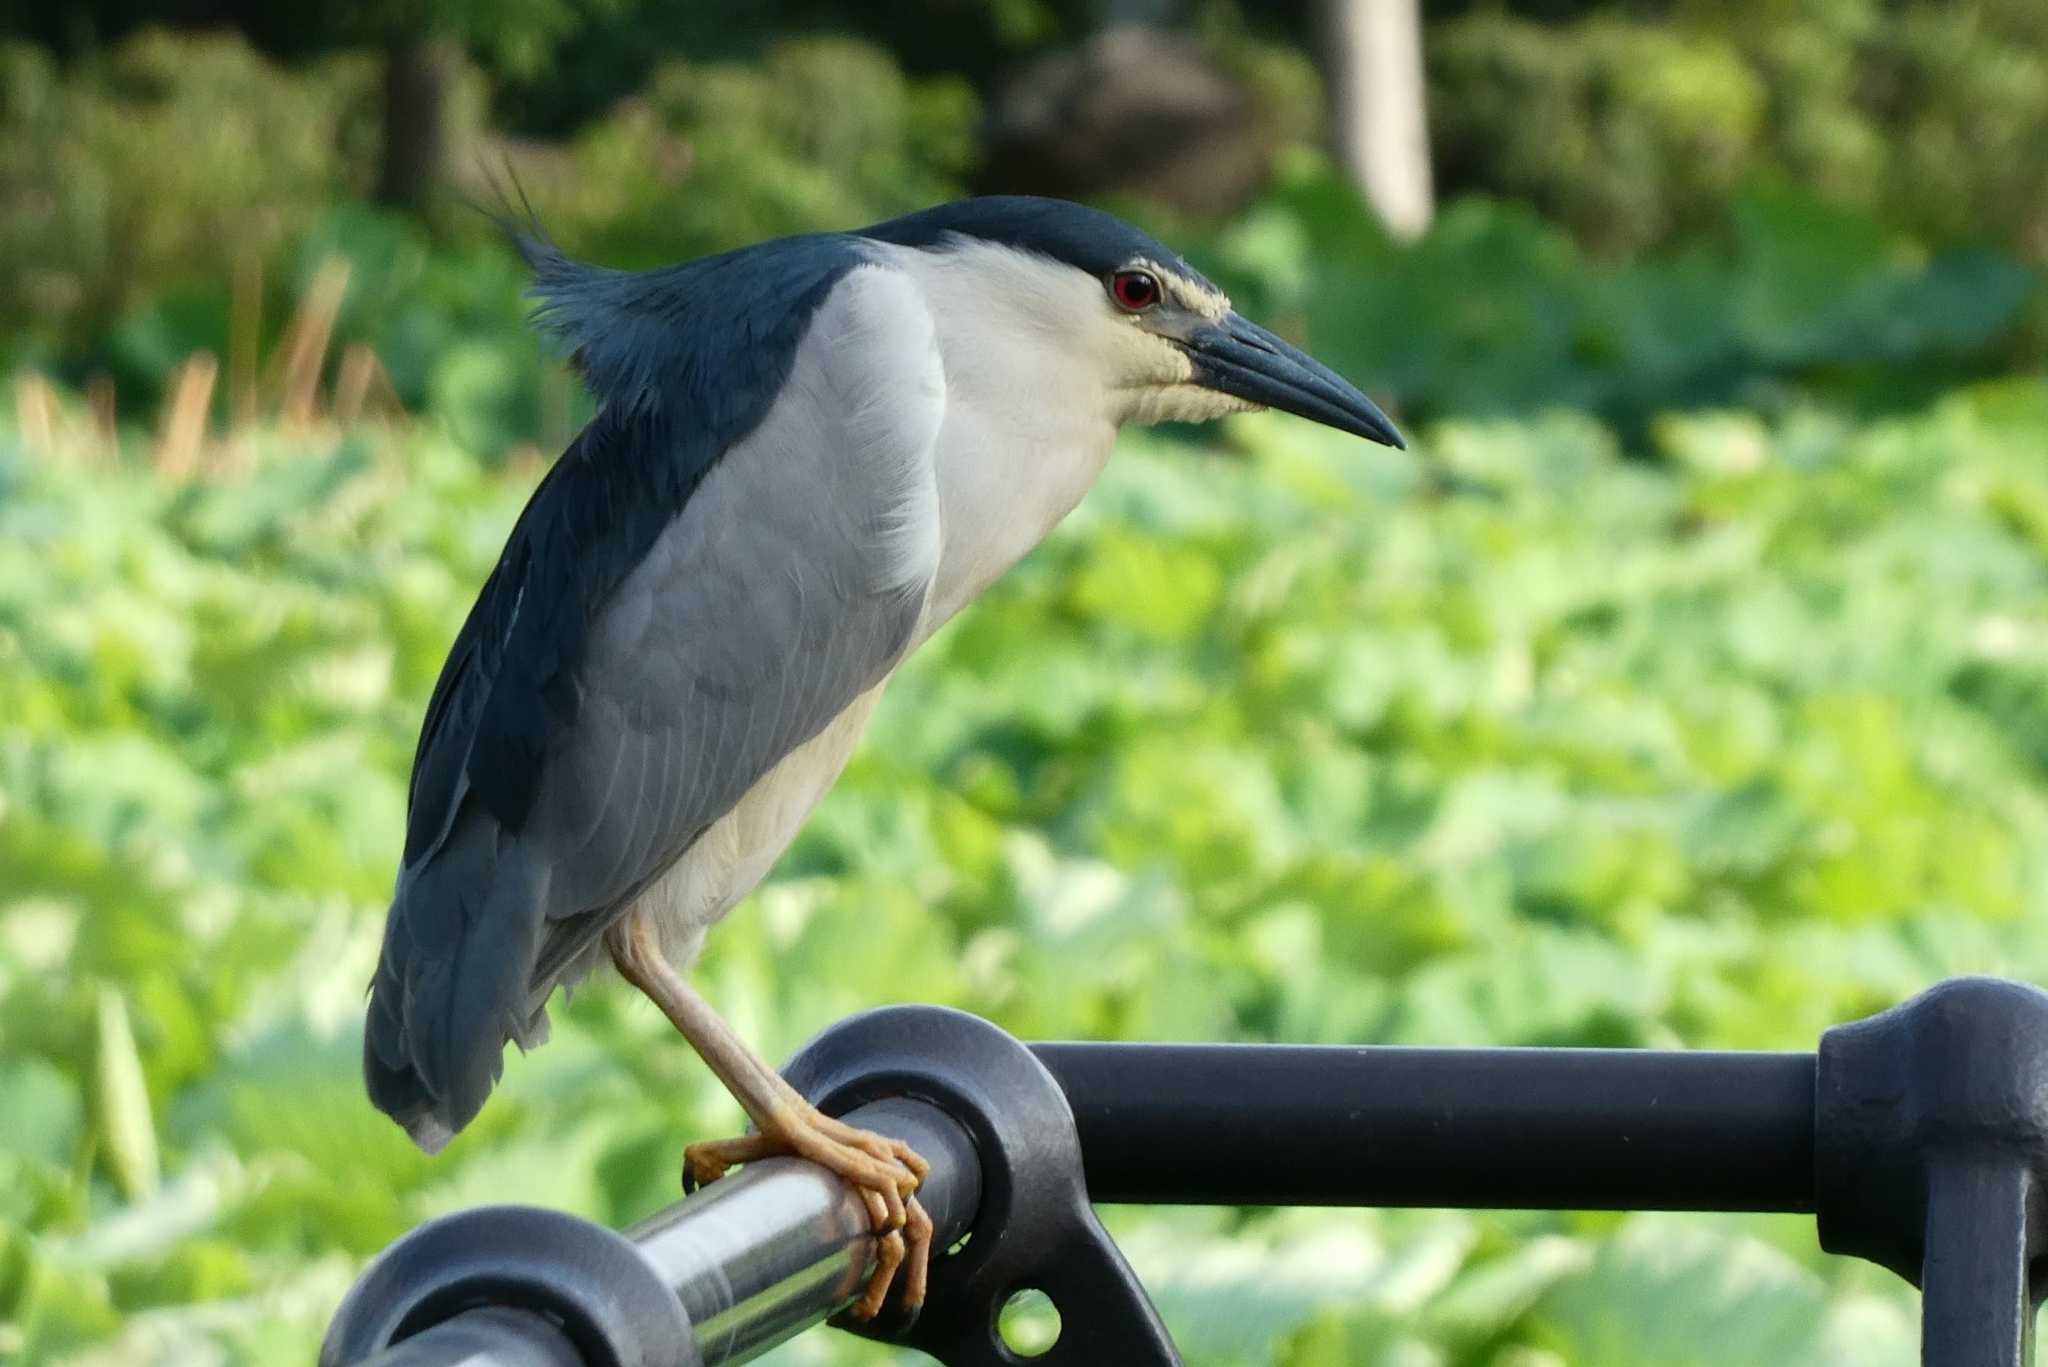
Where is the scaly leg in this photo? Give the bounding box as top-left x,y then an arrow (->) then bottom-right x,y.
607,914 -> 932,1317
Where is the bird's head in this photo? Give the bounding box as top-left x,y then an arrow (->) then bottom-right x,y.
862,196 -> 1404,449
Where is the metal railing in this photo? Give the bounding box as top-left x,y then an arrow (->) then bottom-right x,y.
323,975 -> 2048,1367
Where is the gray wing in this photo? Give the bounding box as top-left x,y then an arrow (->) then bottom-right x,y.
365,264 -> 946,1149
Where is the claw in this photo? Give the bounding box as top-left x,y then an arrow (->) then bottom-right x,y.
680,1103 -> 930,1317
682,1131 -> 776,1192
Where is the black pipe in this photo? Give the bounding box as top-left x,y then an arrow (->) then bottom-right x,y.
1032,1042 -> 1818,1212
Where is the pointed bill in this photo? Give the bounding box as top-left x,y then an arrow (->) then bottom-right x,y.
1183,314 -> 1404,448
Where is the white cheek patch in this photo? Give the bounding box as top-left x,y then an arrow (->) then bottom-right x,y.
1123,384 -> 1263,427
1111,330 -> 1195,386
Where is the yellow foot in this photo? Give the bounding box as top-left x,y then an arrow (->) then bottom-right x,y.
681,1103 -> 932,1318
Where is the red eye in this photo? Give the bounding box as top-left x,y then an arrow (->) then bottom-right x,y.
1110,269 -> 1161,312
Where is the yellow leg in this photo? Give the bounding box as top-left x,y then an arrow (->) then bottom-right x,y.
607,914 -> 932,1315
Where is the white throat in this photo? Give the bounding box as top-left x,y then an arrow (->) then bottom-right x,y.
877,240 -> 1128,634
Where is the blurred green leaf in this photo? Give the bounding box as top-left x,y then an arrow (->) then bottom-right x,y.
1528,1217 -> 1916,1367
94,985 -> 160,1202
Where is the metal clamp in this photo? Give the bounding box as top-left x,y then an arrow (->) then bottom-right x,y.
785,1004 -> 1181,1365
320,1203 -> 695,1367
318,1004 -> 1174,1366
319,1094 -> 982,1367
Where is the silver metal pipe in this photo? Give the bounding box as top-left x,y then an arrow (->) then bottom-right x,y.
625,1097 -> 980,1366
349,1308 -> 583,1367
327,1097 -> 980,1367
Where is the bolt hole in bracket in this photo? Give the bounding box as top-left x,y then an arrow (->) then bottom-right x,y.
783,1004 -> 1182,1366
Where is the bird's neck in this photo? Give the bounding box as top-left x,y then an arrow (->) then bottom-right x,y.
921,396 -> 1116,637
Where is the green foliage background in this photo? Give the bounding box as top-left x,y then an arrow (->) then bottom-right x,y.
3,8 -> 2048,1365
9,359 -> 2048,1361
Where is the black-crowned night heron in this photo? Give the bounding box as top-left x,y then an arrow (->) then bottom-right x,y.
363,196 -> 1403,1318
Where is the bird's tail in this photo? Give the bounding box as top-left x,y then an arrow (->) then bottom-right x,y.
364,817 -> 550,1152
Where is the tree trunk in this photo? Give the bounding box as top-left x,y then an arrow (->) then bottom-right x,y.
1319,0 -> 1435,241
375,35 -> 452,214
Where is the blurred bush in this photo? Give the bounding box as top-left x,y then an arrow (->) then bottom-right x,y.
975,20 -> 1320,218
0,30 -> 976,454
1430,18 -> 1765,255
1194,157 -> 2035,435
545,35 -> 979,268
2,20 -> 2040,454
0,31 -> 380,362
1431,0 -> 2048,263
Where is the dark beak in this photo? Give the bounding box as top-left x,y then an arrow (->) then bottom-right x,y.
1184,313 -> 1404,449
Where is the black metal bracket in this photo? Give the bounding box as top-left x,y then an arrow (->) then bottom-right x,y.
1817,976 -> 2048,1364
321,1204 -> 696,1367
783,1003 -> 1180,1366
